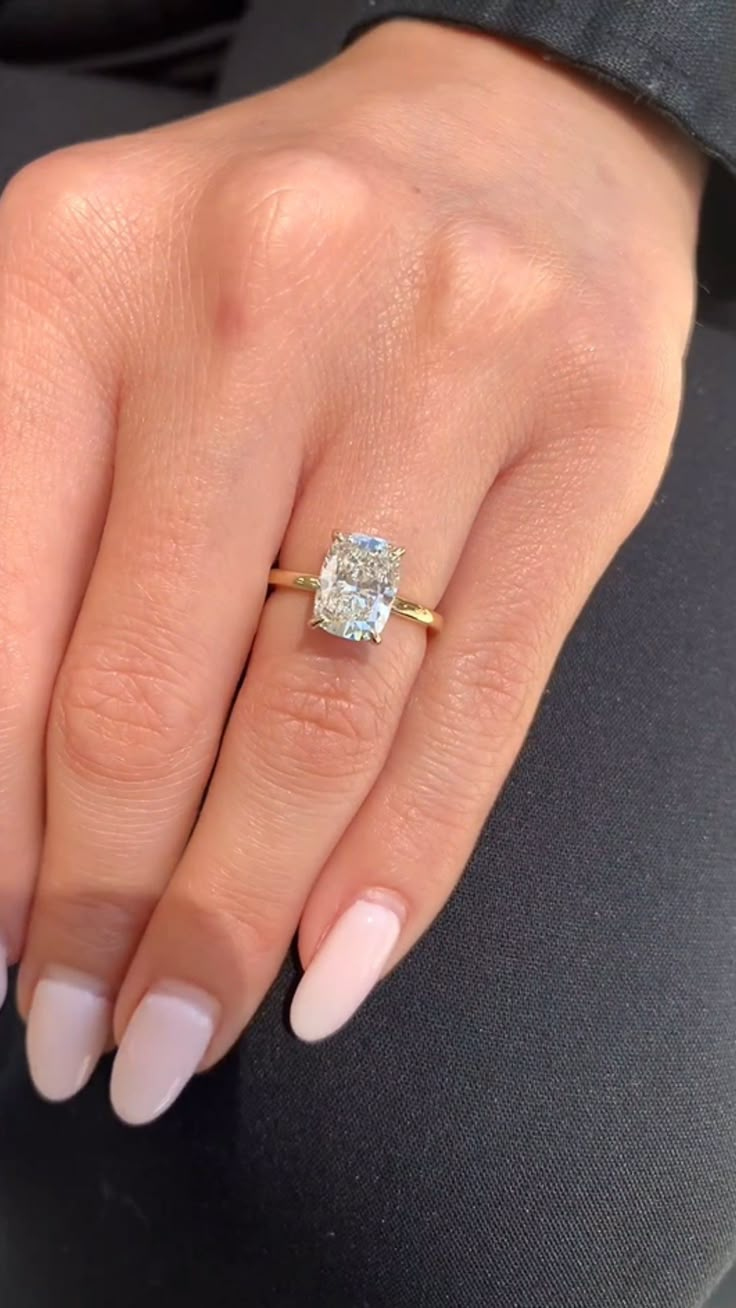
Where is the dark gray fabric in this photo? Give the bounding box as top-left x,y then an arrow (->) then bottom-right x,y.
0,0 -> 241,60
0,0 -> 239,95
0,65 -> 202,176
219,0 -> 349,98
0,6 -> 734,1307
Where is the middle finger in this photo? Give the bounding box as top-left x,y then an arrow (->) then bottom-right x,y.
19,317 -> 300,1099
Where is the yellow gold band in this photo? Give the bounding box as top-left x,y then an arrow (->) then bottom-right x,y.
268,569 -> 444,633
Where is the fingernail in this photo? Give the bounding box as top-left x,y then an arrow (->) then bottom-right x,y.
110,984 -> 219,1126
290,897 -> 402,1042
26,969 -> 111,1102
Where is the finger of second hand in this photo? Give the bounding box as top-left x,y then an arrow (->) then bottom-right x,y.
106,435 -> 488,1126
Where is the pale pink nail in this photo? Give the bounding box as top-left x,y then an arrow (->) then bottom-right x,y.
290,898 -> 402,1042
26,969 -> 111,1102
110,985 -> 219,1126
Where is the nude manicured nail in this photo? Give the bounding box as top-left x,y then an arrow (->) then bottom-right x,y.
110,985 -> 219,1126
290,898 -> 402,1042
26,970 -> 110,1102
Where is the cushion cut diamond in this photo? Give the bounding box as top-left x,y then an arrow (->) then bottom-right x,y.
313,532 -> 403,643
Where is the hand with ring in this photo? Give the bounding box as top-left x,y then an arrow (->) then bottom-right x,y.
0,20 -> 703,1123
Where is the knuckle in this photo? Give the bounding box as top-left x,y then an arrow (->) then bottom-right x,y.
242,653 -> 394,785
555,285 -> 682,429
33,887 -> 148,968
444,630 -> 540,736
0,577 -> 30,733
0,680 -> 26,791
547,297 -> 683,515
378,634 -> 543,858
425,216 -> 559,356
224,146 -> 372,251
191,869 -> 285,964
53,630 -> 208,783
2,147 -> 112,251
1,149 -> 87,225
0,145 -> 145,328
384,763 -> 481,849
199,147 -> 374,344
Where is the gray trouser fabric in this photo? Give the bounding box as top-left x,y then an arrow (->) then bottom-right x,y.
0,8 -> 734,1308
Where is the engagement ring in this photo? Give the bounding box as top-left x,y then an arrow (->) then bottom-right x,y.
268,531 -> 443,644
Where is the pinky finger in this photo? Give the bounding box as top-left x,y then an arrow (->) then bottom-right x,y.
290,443 -> 655,1041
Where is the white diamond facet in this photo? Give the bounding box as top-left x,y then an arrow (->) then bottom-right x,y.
313,533 -> 402,642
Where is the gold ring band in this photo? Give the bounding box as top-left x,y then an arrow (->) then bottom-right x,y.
268,569 -> 444,634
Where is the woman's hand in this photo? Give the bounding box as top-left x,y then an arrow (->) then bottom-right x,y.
0,19 -> 703,1122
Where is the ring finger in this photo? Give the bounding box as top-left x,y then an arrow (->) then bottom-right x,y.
108,398 -> 504,1125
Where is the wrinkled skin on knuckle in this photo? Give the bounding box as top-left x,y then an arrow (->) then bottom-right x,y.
239,652 -> 396,789
0,664 -> 34,802
539,284 -> 684,532
52,633 -> 211,785
1,148 -> 99,238
446,630 -> 541,738
196,146 -> 379,349
383,758 -> 483,851
422,215 -> 561,365
0,142 -> 159,354
174,876 -> 284,970
535,235 -> 684,415
379,635 -> 543,863
29,888 -> 152,974
0,558 -> 32,705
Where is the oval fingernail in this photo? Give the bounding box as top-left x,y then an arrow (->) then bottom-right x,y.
110,984 -> 219,1127
290,897 -> 402,1043
26,968 -> 111,1102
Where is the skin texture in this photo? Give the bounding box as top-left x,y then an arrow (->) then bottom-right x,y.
0,19 -> 705,1118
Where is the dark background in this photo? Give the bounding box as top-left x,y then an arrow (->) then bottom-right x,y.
0,4 -> 734,1307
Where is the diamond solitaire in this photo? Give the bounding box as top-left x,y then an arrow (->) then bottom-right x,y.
312,532 -> 404,643
267,534 -> 444,640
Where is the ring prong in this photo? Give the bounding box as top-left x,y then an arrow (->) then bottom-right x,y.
309,617 -> 325,630
332,530 -> 346,544
370,631 -> 383,645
